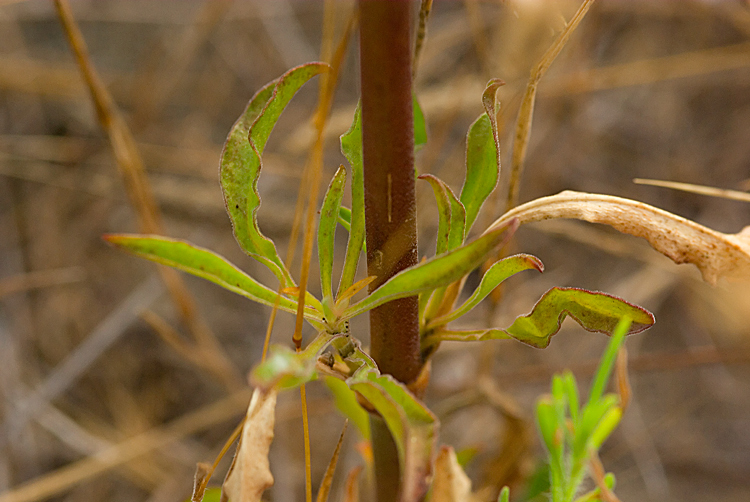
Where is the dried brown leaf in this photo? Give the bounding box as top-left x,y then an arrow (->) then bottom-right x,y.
488,191 -> 750,285
222,389 -> 277,502
432,446 -> 472,502
192,462 -> 211,502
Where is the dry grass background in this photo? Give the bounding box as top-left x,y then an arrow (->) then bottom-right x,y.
1,1 -> 750,501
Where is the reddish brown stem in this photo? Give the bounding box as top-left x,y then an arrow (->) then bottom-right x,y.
359,2 -> 421,501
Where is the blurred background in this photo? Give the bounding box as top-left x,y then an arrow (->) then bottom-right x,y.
1,1 -> 750,501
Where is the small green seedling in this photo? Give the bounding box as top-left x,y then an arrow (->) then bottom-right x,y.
535,317 -> 631,502
107,64 -> 653,501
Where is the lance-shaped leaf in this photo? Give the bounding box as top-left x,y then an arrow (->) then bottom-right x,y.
325,377 -> 371,440
104,234 -> 324,327
343,219 -> 518,320
460,79 -> 503,233
222,388 -> 277,502
338,104 -> 365,296
413,95 -> 427,152
427,254 -> 543,329
319,166 -> 347,300
347,368 -> 437,502
251,333 -> 343,390
221,63 -> 329,287
419,174 -> 466,254
423,287 -> 653,349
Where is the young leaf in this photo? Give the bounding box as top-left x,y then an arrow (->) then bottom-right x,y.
460,79 -> 503,233
589,316 -> 631,403
222,388 -> 277,502
251,333 -> 343,390
338,104 -> 365,296
427,254 -> 543,329
338,206 -> 352,232
221,63 -> 329,287
419,174 -> 467,254
413,95 -> 427,152
343,219 -> 518,320
104,234 -> 324,327
347,368 -> 437,502
319,166 -> 347,300
423,288 -> 653,350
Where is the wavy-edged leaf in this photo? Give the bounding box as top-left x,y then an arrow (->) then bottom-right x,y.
425,287 -> 653,349
104,234 -> 324,327
413,95 -> 427,152
339,104 -> 365,297
460,79 -> 503,233
221,63 -> 329,287
344,219 -> 518,320
319,166 -> 347,300
251,333 -> 342,390
347,368 -> 437,502
324,377 -> 370,440
427,254 -> 543,329
419,174 -> 466,254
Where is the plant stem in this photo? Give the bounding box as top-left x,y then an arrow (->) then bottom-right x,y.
359,1 -> 420,500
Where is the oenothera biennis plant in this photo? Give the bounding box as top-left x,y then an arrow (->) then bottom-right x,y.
106,63 -> 653,499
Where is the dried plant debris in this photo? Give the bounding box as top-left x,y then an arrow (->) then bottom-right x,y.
488,191 -> 750,285
432,446 -> 473,502
222,389 -> 278,502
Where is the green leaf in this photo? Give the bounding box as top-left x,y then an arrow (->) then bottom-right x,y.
427,254 -> 543,328
338,104 -> 365,297
319,166 -> 347,300
338,206 -> 351,232
104,234 -> 324,328
413,95 -> 427,152
344,219 -> 518,320
589,316 -> 631,403
221,63 -> 329,287
419,174 -> 466,255
503,287 -> 654,349
324,376 -> 370,440
460,79 -> 503,233
588,406 -> 622,450
423,288 -> 653,350
498,487 -> 510,502
536,398 -> 561,457
347,367 -> 437,502
251,333 -> 342,390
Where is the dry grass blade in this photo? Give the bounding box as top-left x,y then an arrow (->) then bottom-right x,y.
634,178 -> 750,203
222,389 -> 278,502
315,421 -> 349,502
505,0 -> 596,212
544,41 -> 750,96
342,466 -> 363,502
0,389 -> 251,502
191,462 -> 212,502
616,347 -> 631,412
488,190 -> 750,284
53,0 -> 240,389
0,266 -> 84,298
413,0 -> 434,77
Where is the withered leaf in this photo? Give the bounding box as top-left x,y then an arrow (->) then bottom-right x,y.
488,190 -> 750,285
432,446 -> 472,502
222,389 -> 277,502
